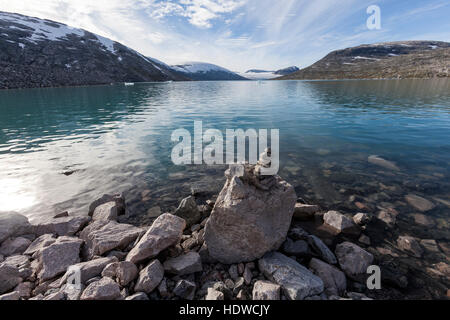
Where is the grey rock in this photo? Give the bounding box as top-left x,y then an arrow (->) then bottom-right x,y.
125,292 -> 149,300
3,255 -> 32,279
14,282 -> 33,298
80,277 -> 121,300
36,236 -> 83,281
405,194 -> 435,212
101,262 -> 118,278
258,252 -> 324,300
0,237 -> 32,256
126,213 -> 186,264
228,264 -> 239,281
205,287 -> 224,300
204,168 -> 297,264
0,212 -> 31,243
282,238 -> 310,257
134,260 -> 164,294
323,211 -> 357,233
88,193 -> 126,217
163,252 -> 202,275
252,280 -> 281,300
43,291 -> 65,300
335,242 -> 374,277
80,220 -> 141,258
116,261 -> 138,286
307,235 -> 337,264
420,239 -> 440,253
0,263 -> 22,294
60,256 -> 117,285
174,196 -> 201,228
32,216 -> 91,237
309,258 -> 346,296
23,234 -> 56,256
288,226 -> 309,240
92,202 -> 120,221
173,279 -> 196,300
243,264 -> 253,285
157,278 -> 169,298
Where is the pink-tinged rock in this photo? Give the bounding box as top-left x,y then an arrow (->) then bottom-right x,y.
163,252 -> 202,275
92,202 -> 120,221
0,212 -> 31,243
36,236 -> 83,281
88,194 -> 125,217
134,260 -> 164,294
126,213 -> 186,264
116,261 -> 138,286
80,220 -> 142,258
23,234 -> 56,256
80,277 -> 121,300
31,216 -> 91,237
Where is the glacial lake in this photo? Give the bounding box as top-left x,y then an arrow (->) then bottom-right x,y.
0,79 -> 449,231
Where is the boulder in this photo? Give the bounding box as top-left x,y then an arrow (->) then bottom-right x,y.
335,242 -> 374,277
405,194 -> 435,212
0,212 -> 31,243
92,202 -> 120,221
2,255 -> 31,279
36,236 -> 83,281
323,211 -> 357,234
174,196 -> 201,227
80,220 -> 142,258
309,258 -> 346,296
397,236 -> 423,257
258,252 -> 324,300
293,203 -> 320,220
14,282 -> 33,298
307,235 -> 337,264
80,277 -> 121,300
0,237 -> 32,256
126,213 -> 185,264
0,263 -> 22,294
134,260 -> 164,294
23,234 -> 56,256
163,252 -> 202,275
88,193 -> 126,217
204,165 -> 297,264
31,216 -> 91,237
252,280 -> 281,300
173,279 -> 196,300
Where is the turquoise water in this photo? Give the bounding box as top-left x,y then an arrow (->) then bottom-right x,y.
0,79 -> 449,225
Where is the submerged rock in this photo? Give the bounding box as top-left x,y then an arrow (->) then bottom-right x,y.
368,155 -> 400,171
405,194 -> 435,212
258,252 -> 324,300
205,164 -> 297,264
397,236 -> 423,257
335,242 -> 374,278
126,213 -> 186,264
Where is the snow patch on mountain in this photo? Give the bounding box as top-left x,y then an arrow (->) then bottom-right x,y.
171,62 -> 230,73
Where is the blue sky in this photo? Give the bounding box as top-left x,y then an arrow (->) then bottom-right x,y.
0,0 -> 449,71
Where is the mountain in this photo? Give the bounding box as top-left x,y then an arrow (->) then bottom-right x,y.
0,11 -> 185,89
276,41 -> 450,80
241,66 -> 299,80
170,62 -> 248,80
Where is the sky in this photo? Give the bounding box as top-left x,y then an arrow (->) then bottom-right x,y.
0,0 -> 449,72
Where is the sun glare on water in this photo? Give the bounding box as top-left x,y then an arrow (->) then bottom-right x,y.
0,178 -> 37,212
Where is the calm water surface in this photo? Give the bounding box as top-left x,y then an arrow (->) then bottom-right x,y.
0,79 -> 449,226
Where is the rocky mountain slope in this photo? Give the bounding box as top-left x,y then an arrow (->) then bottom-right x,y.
242,66 -> 299,80
0,11 -> 185,89
170,62 -> 248,81
277,41 -> 449,80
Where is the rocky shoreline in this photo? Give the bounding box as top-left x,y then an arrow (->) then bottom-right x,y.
0,161 -> 449,301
